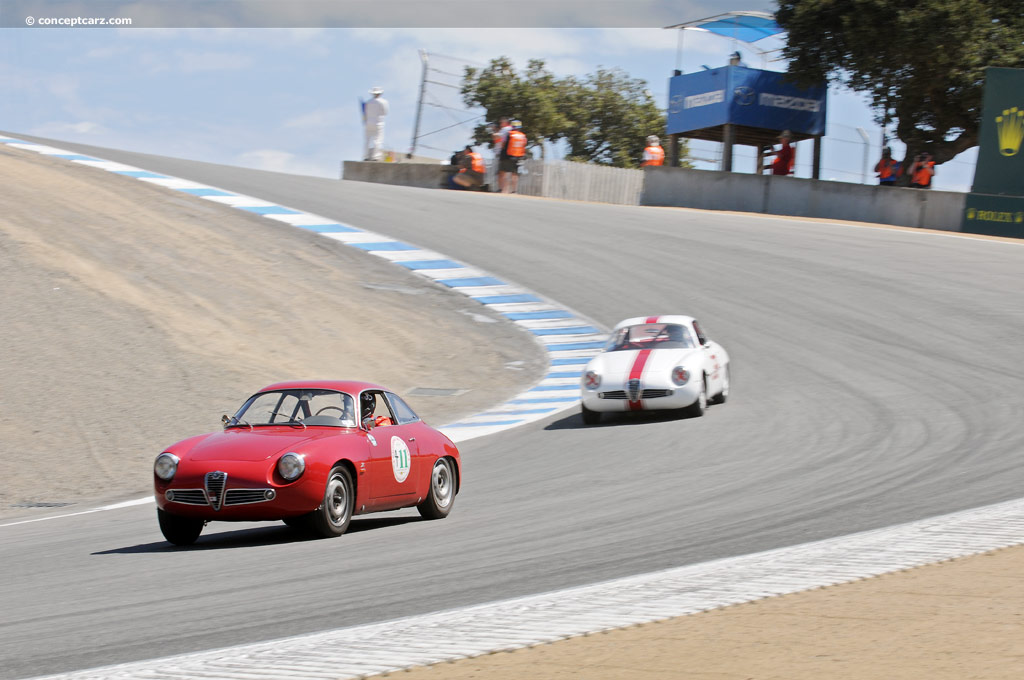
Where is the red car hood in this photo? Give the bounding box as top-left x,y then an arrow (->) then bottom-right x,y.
186,427 -> 337,462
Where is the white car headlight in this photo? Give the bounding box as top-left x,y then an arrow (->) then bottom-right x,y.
154,453 -> 179,481
277,452 -> 305,481
583,370 -> 602,390
671,366 -> 690,386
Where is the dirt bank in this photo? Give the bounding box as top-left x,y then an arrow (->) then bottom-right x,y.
0,145 -> 545,518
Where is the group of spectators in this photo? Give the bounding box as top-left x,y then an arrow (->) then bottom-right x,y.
445,126 -> 936,191
875,147 -> 936,188
447,116 -> 528,192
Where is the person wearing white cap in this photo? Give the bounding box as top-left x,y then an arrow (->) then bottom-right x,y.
363,87 -> 389,161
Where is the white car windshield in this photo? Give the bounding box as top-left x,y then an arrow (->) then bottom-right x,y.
605,323 -> 696,352
228,389 -> 357,427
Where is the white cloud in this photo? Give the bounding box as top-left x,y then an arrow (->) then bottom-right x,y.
235,149 -> 334,177
283,108 -> 349,130
175,50 -> 253,73
29,121 -> 108,136
84,46 -> 128,60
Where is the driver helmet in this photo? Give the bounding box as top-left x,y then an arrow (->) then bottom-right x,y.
511,119 -> 522,129
360,392 -> 376,419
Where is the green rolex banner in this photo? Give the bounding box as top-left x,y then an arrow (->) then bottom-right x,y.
963,67 -> 1024,237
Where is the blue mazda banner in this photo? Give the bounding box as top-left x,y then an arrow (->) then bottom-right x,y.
667,66 -> 826,137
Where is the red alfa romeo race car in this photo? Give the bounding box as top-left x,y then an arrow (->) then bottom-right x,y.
153,381 -> 461,545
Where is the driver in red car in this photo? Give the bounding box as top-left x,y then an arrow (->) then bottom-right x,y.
360,392 -> 393,428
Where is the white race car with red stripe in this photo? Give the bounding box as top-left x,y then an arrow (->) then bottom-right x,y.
580,315 -> 730,424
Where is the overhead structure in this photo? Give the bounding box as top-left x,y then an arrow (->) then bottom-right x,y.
663,11 -> 826,177
666,11 -> 784,71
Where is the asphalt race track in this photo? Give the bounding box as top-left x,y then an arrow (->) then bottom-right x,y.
3,136 -> 1024,679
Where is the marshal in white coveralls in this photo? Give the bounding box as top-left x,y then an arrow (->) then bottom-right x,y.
364,87 -> 389,161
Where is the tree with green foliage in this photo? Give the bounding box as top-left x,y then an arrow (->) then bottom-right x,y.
461,57 -> 684,168
775,0 -> 1024,168
559,68 -> 668,167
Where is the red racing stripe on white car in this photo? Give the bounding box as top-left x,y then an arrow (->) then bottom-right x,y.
645,316 -> 660,324
627,349 -> 651,411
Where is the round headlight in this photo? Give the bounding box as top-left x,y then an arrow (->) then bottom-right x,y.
583,370 -> 601,390
277,452 -> 305,481
154,453 -> 179,481
671,367 -> 690,386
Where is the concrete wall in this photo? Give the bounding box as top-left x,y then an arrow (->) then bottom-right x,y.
343,161 -> 446,189
344,160 -> 968,233
641,166 -> 966,231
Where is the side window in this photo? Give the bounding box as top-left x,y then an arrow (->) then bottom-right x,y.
386,393 -> 420,425
692,320 -> 707,346
361,390 -> 396,427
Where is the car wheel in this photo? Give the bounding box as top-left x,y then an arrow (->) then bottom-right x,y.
711,365 -> 730,404
157,508 -> 204,546
418,457 -> 456,520
681,376 -> 707,418
307,465 -> 354,538
581,403 -> 601,425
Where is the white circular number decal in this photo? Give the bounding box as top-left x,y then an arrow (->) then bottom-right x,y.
391,436 -> 411,483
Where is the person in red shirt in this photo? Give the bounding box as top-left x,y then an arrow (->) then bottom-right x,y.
771,130 -> 794,176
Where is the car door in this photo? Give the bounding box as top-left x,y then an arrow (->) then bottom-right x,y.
692,319 -> 723,392
385,392 -> 435,498
363,390 -> 420,501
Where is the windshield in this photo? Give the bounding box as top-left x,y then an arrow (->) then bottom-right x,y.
229,389 -> 356,427
605,323 -> 696,352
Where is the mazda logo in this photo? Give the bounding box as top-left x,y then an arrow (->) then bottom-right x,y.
734,86 -> 755,106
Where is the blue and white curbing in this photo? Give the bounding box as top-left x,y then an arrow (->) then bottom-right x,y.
11,136 -> 1024,680
0,136 -> 604,443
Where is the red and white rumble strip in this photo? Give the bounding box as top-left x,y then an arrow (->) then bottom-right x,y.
27,496 -> 1024,680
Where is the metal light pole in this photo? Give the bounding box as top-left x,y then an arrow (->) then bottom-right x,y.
856,126 -> 870,184
408,50 -> 429,159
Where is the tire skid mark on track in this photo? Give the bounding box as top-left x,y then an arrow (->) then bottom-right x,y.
25,497 -> 1024,680
6,135 -> 1024,680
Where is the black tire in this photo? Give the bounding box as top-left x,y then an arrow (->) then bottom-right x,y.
581,404 -> 601,425
711,365 -> 730,405
157,508 -> 204,546
418,457 -> 456,520
306,465 -> 354,538
681,376 -> 708,418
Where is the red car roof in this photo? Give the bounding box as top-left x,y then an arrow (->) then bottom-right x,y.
257,380 -> 387,394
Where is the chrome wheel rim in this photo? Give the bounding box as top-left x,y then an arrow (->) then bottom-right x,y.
325,474 -> 350,526
431,460 -> 454,509
721,368 -> 730,398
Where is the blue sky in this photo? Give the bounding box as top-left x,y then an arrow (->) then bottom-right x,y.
0,7 -> 979,191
